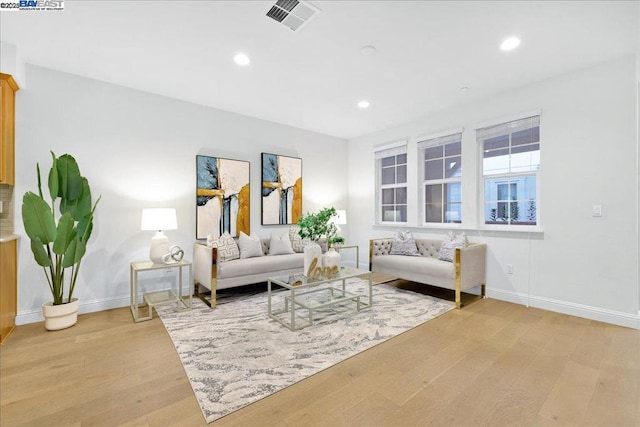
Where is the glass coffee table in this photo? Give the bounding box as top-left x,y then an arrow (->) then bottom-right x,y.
268,266 -> 373,330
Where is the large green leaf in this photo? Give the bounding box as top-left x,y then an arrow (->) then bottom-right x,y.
52,211 -> 77,255
30,237 -> 51,267
57,154 -> 83,201
22,192 -> 57,244
48,152 -> 59,200
62,236 -> 86,268
62,177 -> 91,220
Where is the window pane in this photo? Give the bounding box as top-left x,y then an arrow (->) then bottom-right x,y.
484,134 -> 509,151
425,184 -> 442,204
483,148 -> 509,175
444,141 -> 461,156
497,183 -> 509,200
396,187 -> 407,204
425,159 -> 443,180
424,146 -> 442,160
381,167 -> 395,185
512,126 -> 539,146
382,188 -> 395,204
511,144 -> 540,173
397,154 -> 407,164
425,203 -> 442,222
381,156 -> 395,167
445,182 -> 461,203
382,206 -> 398,222
485,176 -> 536,224
397,205 -> 407,222
444,203 -> 461,222
445,156 -> 461,178
397,165 -> 407,183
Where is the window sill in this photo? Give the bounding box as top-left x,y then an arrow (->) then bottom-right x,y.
372,222 -> 544,237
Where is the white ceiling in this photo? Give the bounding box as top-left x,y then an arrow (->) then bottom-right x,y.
1,1 -> 638,139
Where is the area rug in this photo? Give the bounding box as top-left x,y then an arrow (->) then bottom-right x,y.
156,279 -> 454,423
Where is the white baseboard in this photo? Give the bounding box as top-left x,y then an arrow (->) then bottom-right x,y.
488,288 -> 640,330
15,286 -> 192,326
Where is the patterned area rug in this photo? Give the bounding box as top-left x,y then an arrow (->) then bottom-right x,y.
157,279 -> 454,423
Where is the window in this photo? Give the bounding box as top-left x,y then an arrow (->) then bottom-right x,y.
418,132 -> 462,224
375,141 -> 407,223
479,115 -> 540,226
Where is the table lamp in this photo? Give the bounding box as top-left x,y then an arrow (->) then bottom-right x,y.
333,210 -> 347,236
141,208 -> 177,264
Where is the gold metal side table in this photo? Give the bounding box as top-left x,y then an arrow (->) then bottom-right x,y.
130,260 -> 193,322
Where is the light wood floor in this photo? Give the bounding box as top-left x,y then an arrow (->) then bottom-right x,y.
1,281 -> 639,426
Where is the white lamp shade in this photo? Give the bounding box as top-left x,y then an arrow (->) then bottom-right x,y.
141,208 -> 177,231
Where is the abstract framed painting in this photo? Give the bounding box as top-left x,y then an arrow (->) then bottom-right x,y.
196,155 -> 250,239
261,153 -> 302,225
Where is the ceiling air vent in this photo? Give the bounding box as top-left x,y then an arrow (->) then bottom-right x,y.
266,0 -> 320,31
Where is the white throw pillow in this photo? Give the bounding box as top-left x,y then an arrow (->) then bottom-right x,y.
389,230 -> 421,256
239,232 -> 263,259
438,231 -> 468,262
269,233 -> 295,255
289,226 -> 304,253
213,232 -> 240,262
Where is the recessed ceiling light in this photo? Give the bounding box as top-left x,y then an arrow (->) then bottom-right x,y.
357,100 -> 370,109
360,45 -> 377,56
233,52 -> 250,66
500,37 -> 521,51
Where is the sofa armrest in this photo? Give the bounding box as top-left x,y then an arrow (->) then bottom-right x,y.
194,242 -> 216,291
369,238 -> 394,270
456,243 -> 487,292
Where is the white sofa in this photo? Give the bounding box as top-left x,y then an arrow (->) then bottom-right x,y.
193,239 -> 305,307
369,237 -> 487,308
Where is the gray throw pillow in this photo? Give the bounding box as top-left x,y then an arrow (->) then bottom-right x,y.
389,230 -> 421,256
438,231 -> 468,262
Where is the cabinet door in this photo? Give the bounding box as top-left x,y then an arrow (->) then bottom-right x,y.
0,74 -> 18,185
0,239 -> 17,344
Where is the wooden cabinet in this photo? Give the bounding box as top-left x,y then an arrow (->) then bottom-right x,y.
0,73 -> 19,185
1,239 -> 17,344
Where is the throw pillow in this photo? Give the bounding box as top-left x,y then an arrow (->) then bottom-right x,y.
269,233 -> 295,255
289,226 -> 305,253
438,231 -> 468,262
389,230 -> 421,256
213,232 -> 240,262
239,232 -> 263,259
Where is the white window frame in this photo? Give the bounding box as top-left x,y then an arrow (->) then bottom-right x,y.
477,113 -> 541,230
375,140 -> 408,224
418,130 -> 463,226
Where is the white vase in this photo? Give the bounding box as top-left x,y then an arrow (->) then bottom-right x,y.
323,247 -> 341,269
42,298 -> 79,331
303,241 -> 323,276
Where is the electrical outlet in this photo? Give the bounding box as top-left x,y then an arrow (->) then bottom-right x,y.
592,205 -> 602,217
506,264 -> 514,274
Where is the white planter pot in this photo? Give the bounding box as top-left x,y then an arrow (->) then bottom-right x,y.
323,248 -> 341,269
42,298 -> 79,331
303,242 -> 323,277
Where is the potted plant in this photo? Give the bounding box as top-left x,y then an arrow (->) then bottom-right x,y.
297,207 -> 338,276
21,152 -> 100,330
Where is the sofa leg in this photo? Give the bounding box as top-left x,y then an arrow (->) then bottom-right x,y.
481,283 -> 486,298
455,287 -> 461,309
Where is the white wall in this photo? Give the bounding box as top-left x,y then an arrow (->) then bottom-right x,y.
14,65 -> 348,324
348,56 -> 640,328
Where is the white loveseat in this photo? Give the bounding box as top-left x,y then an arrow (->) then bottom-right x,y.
193,239 -> 304,307
369,237 -> 487,308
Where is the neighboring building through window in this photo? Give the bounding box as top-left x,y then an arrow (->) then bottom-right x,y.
375,141 -> 407,223
418,131 -> 462,224
478,115 -> 540,226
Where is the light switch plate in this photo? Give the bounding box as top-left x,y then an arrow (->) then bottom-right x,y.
592,205 -> 602,217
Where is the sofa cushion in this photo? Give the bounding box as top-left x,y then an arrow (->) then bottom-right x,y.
239,232 -> 263,259
269,233 -> 295,255
218,253 -> 304,279
374,254 -> 455,283
389,230 -> 421,256
213,232 -> 240,262
438,231 -> 468,262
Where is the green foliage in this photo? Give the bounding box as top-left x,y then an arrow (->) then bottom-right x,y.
22,152 -> 101,305
297,207 -> 338,243
329,235 -> 345,246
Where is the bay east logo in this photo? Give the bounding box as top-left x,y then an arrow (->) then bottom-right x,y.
18,0 -> 63,9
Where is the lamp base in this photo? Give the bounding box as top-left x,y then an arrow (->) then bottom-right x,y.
149,231 -> 170,264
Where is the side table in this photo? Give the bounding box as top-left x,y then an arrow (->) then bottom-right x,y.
130,260 -> 193,322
